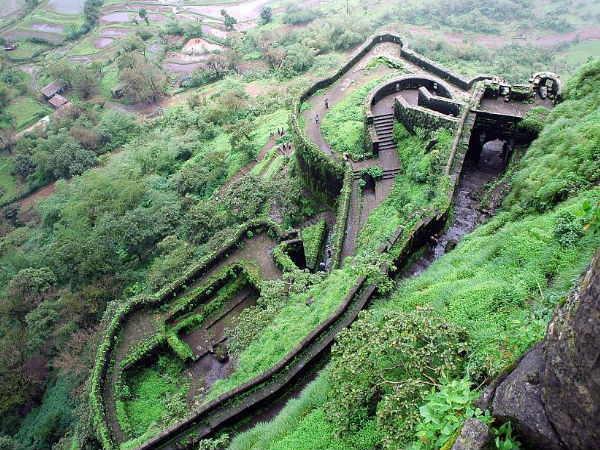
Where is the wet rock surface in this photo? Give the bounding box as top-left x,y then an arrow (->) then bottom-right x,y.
481,248 -> 600,450
541,247 -> 600,450
492,342 -> 564,450
451,418 -> 495,450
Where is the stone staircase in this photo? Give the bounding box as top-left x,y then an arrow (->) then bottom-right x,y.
373,113 -> 396,154
353,167 -> 400,181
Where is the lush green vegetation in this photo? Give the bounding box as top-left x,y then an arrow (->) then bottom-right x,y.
120,354 -> 189,437
321,76 -> 397,159
1,1 -> 600,449
302,218 -> 327,269
357,124 -> 453,255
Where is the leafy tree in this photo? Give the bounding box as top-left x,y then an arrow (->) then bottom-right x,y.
259,6 -> 272,25
227,118 -> 255,160
72,65 -> 99,99
119,56 -> 166,103
2,267 -> 56,323
221,9 -> 237,31
281,43 -> 315,77
98,110 -> 138,151
48,139 -> 96,179
123,34 -> 147,60
183,21 -> 203,40
164,16 -> 183,35
0,329 -> 41,425
283,3 -> 318,24
138,8 -> 149,25
12,153 -> 36,181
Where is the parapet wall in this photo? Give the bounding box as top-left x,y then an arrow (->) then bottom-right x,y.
395,95 -> 459,132
400,47 -> 493,90
365,74 -> 455,124
418,87 -> 462,117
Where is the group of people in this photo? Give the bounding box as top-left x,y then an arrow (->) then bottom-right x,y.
314,98 -> 329,124
270,127 -> 286,138
278,142 -> 293,152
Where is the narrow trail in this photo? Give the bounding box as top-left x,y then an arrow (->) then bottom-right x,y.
217,135 -> 292,197
302,42 -> 407,261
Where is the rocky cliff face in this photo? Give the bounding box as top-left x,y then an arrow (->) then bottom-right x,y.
542,245 -> 600,449
475,246 -> 600,450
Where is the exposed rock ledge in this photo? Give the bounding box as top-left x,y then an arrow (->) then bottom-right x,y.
471,246 -> 600,450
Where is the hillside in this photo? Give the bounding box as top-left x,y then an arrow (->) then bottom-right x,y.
0,2 -> 599,450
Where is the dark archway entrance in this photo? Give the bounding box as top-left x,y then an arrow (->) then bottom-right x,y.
467,131 -> 513,177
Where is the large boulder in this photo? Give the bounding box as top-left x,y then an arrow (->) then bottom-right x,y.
479,247 -> 600,450
541,247 -> 600,450
491,342 -> 564,450
451,418 -> 495,450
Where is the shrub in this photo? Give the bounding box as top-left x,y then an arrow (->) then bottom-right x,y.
326,308 -> 468,449
413,378 -> 487,450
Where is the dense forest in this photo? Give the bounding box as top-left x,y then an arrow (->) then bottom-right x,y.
0,1 -> 599,450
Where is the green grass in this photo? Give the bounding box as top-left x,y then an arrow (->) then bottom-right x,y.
263,155 -> 285,180
302,218 -> 327,269
320,81 -> 375,159
251,146 -> 277,175
382,191 -> 600,376
320,71 -> 402,159
228,369 -> 381,450
120,354 -> 190,438
357,125 -> 453,256
5,95 -> 49,130
560,40 -> 600,71
70,35 -> 102,56
100,64 -> 120,98
5,41 -> 49,61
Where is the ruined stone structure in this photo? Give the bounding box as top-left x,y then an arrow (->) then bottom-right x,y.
93,32 -> 562,450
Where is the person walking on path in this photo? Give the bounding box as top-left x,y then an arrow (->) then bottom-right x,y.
325,98 -> 329,109
315,114 -> 320,124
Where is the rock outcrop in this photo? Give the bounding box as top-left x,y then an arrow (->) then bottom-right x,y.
541,246 -> 600,450
477,246 -> 600,450
451,419 -> 495,450
491,342 -> 563,450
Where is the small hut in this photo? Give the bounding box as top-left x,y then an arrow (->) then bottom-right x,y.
40,79 -> 67,100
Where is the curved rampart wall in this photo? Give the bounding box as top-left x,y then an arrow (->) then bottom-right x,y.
400,47 -> 493,90
90,220 -> 301,449
365,74 -> 455,124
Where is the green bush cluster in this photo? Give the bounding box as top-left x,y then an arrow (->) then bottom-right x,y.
302,218 -> 328,270
326,308 -> 467,449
